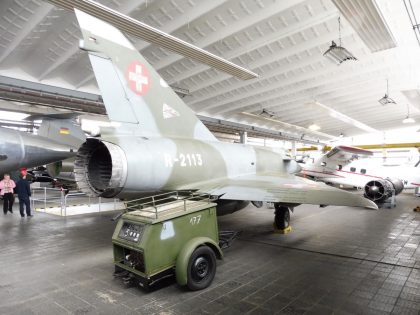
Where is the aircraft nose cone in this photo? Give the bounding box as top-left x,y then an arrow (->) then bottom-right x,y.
22,135 -> 77,167
286,160 -> 302,174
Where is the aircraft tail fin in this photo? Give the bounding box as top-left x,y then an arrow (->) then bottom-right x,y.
74,9 -> 216,141
36,116 -> 86,148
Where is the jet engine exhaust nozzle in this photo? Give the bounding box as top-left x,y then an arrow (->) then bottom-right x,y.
74,138 -> 127,197
364,178 -> 404,203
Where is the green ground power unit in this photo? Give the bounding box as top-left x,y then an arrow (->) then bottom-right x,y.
112,192 -> 223,290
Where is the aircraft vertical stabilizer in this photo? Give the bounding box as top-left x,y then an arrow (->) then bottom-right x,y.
74,9 -> 216,141
37,117 -> 86,148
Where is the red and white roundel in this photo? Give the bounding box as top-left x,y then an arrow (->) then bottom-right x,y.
126,61 -> 150,96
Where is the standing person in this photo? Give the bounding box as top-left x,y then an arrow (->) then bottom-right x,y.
15,175 -> 32,217
0,174 -> 16,214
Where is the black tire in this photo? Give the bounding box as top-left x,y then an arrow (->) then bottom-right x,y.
186,245 -> 216,291
274,205 -> 290,230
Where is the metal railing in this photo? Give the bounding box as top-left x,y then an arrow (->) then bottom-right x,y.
31,187 -> 121,216
31,187 -> 64,213
125,191 -> 213,220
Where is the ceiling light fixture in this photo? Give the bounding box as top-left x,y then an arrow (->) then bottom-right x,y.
259,108 -> 277,118
378,79 -> 396,105
323,17 -> 357,65
402,104 -> 415,123
309,124 -> 321,131
0,110 -> 29,121
312,101 -> 378,133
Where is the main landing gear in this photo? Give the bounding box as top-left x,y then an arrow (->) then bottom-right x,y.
273,204 -> 292,234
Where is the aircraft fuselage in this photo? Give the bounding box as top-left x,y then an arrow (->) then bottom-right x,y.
74,135 -> 299,198
0,127 -> 76,175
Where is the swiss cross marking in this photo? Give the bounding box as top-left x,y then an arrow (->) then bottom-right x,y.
126,61 -> 150,96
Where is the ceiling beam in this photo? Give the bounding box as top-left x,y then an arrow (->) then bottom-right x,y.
39,0 -> 147,80
46,0 -> 257,80
169,9 -> 338,89
308,100 -> 378,132
218,55 -> 396,117
332,0 -> 396,52
0,2 -> 54,63
152,0 -> 306,72
75,0 -> 228,88
197,115 -> 323,144
207,47 -> 379,115
0,76 -> 323,143
285,92 -> 408,127
240,112 -> 337,140
188,32 -> 353,110
262,73 -> 390,118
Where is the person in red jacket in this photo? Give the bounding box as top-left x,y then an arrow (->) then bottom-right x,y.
0,173 -> 16,214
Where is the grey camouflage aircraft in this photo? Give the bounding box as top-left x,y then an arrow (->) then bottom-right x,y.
73,9 -> 377,230
0,115 -> 85,176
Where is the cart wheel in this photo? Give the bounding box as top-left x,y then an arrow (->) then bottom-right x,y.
186,246 -> 216,290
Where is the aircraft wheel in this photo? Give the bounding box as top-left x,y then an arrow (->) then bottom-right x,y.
274,205 -> 290,230
187,246 -> 216,291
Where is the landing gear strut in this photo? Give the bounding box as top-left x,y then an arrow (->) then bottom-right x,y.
273,204 -> 292,234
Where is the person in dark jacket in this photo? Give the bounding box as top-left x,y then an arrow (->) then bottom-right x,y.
15,175 -> 32,217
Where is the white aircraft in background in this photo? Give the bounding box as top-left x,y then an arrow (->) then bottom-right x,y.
299,146 -> 420,203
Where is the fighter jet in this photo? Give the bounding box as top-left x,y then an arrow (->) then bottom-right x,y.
300,146 -> 420,204
72,9 -> 376,230
0,115 -> 85,176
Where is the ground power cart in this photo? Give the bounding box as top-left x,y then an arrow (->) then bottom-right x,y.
112,192 -> 225,290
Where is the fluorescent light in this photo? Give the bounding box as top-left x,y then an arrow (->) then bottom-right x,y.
323,17 -> 357,65
378,79 -> 397,105
259,109 -> 276,118
309,124 -> 320,131
332,0 -> 396,53
378,94 -> 397,105
312,101 -> 378,133
402,104 -> 415,123
403,117 -> 415,123
241,112 -> 337,140
323,41 -> 357,65
0,110 -> 29,121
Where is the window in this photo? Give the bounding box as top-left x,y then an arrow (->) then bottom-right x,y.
350,167 -> 356,172
321,162 -> 327,167
337,164 -> 342,170
360,169 -> 366,174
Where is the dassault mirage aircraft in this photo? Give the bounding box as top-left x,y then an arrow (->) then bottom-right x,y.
300,146 -> 420,203
72,9 -> 376,230
0,115 -> 84,176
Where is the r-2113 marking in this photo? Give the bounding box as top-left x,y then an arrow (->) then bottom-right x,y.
164,153 -> 203,167
180,153 -> 202,167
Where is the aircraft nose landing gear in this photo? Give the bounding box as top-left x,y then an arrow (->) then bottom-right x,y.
273,204 -> 292,234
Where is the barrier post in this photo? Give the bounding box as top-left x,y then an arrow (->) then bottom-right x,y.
60,190 -> 63,216
44,187 -> 47,211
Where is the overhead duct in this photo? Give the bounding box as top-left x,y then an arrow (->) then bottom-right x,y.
331,0 -> 397,52
46,0 -> 258,80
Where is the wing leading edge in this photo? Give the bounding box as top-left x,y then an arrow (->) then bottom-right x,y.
180,173 -> 378,210
325,146 -> 373,163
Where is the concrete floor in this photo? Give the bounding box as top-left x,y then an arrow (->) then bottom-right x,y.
0,193 -> 420,315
